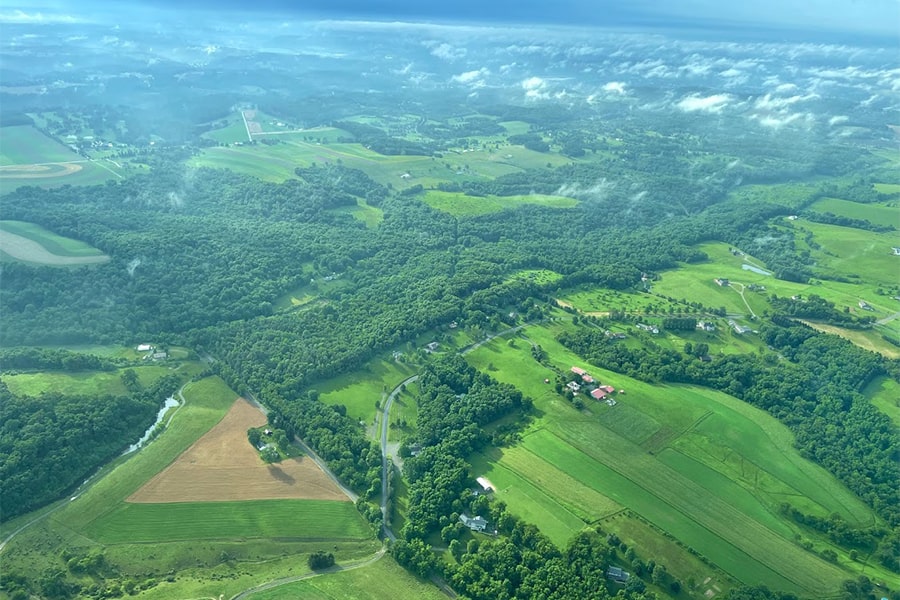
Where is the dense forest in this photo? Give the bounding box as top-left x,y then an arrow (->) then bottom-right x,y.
0,374 -> 180,520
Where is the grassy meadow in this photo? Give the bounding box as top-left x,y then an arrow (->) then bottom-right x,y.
316,357 -> 418,424
2,365 -> 174,397
810,197 -> 900,224
246,556 -> 447,600
462,320 -> 895,595
865,376 -> 900,427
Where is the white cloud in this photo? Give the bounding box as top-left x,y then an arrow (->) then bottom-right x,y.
774,83 -> 798,93
754,112 -> 812,129
452,68 -> 489,87
676,93 -> 733,113
720,68 -> 742,78
430,43 -> 466,61
754,93 -> 818,111
602,81 -> 627,94
0,10 -> 82,24
522,76 -> 545,91
828,115 -> 849,126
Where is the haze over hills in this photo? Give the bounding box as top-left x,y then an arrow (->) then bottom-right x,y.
0,3 -> 899,600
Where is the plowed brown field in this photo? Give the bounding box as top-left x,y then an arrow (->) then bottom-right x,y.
128,398 -> 348,503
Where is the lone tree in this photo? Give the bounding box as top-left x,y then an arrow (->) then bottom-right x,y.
308,551 -> 335,570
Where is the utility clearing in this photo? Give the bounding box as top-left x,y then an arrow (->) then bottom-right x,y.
129,398 -> 348,503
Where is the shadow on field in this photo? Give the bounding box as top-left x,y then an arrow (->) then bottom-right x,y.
267,465 -> 296,484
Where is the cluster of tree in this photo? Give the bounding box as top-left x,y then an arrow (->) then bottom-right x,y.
507,133 -> 550,153
294,163 -> 389,206
0,374 -> 180,520
307,551 -> 335,570
396,503 -> 678,600
0,348 -> 121,373
661,317 -> 697,331
400,355 -> 529,539
557,320 -> 900,529
769,294 -> 876,328
779,504 -> 899,571
801,210 -> 895,233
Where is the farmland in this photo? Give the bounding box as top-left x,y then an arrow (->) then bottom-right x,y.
0,125 -> 81,165
0,220 -> 110,265
85,500 -> 370,543
129,398 -> 349,503
0,374 -> 379,600
463,320 -> 892,595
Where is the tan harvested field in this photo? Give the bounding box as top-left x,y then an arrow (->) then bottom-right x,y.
0,231 -> 110,265
129,398 -> 349,503
0,162 -> 82,178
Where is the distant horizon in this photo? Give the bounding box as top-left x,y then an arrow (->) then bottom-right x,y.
1,0 -> 898,42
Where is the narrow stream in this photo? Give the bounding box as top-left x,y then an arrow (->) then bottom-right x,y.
124,396 -> 179,454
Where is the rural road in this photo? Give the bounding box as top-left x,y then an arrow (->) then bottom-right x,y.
876,310 -> 900,325
380,374 -> 419,541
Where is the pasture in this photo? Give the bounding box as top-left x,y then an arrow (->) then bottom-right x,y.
865,376 -> 900,427
810,197 -> 900,225
794,220 -> 900,284
0,220 -> 109,266
652,241 -> 898,326
85,499 -> 370,543
464,322 -> 884,594
421,190 -> 578,217
504,268 -> 563,286
2,365 -> 173,397
316,357 -> 418,425
247,556 -> 448,600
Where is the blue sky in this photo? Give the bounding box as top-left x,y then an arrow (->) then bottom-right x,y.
2,0 -> 898,38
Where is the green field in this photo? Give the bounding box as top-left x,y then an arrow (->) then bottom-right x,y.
0,125 -> 81,165
421,190 -> 578,216
463,321 -> 889,594
795,220 -> 900,284
810,197 -> 900,225
651,241 -> 899,330
247,556 -> 446,600
317,357 -> 418,425
865,376 -> 900,427
2,365 -> 174,397
85,499 -> 371,543
504,268 -> 564,286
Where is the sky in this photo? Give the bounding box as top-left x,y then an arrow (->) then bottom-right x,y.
1,0 -> 899,39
